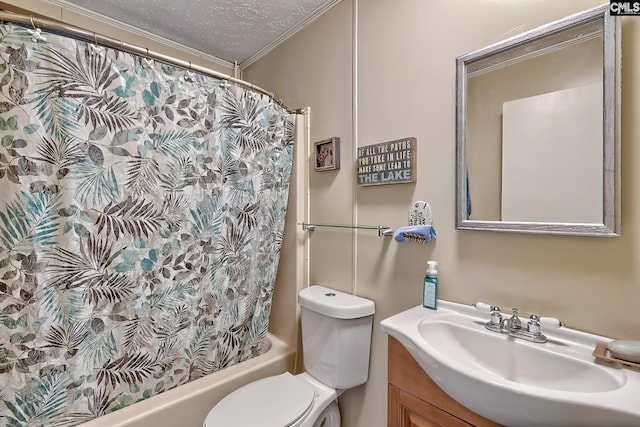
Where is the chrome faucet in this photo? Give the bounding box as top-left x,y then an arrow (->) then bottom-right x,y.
501,308 -> 521,332
486,307 -> 547,343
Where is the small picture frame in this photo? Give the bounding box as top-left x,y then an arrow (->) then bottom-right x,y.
314,137 -> 340,171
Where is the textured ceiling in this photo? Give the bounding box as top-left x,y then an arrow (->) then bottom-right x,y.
55,0 -> 339,67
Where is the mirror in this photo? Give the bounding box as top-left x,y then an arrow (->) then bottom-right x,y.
456,4 -> 621,236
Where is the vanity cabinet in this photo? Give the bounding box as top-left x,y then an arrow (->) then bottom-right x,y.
387,336 -> 503,427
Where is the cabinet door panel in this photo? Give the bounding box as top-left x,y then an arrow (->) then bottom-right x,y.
387,337 -> 503,427
388,385 -> 472,427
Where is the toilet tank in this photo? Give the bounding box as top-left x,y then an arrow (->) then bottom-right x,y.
298,285 -> 375,390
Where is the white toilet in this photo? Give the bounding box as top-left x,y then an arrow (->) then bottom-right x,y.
203,285 -> 375,427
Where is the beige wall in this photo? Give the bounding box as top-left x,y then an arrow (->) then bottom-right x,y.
247,1 -> 640,426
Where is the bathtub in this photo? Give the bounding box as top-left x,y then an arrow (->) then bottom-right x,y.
79,334 -> 296,427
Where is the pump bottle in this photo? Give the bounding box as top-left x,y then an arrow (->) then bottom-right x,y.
423,260 -> 438,310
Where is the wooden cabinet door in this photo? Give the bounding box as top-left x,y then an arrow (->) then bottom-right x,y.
388,385 -> 472,427
387,337 -> 502,427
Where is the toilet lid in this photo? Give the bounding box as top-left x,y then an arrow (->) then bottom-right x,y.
204,372 -> 315,427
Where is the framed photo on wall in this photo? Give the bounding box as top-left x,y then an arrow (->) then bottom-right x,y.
314,137 -> 340,171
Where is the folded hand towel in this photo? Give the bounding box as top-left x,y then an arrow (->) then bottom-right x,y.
394,225 -> 437,245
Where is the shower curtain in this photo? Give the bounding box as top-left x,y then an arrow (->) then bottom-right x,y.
0,23 -> 294,426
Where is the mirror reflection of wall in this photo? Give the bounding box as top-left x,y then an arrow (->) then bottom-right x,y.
466,32 -> 602,222
501,82 -> 602,223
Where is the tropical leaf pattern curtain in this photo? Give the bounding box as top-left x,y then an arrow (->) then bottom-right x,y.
0,23 -> 294,426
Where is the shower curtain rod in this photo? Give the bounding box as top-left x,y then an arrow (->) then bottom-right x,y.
0,11 -> 298,114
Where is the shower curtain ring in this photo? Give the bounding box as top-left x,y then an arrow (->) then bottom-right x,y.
184,62 -> 195,82
141,47 -> 154,69
89,32 -> 105,55
28,16 -> 46,43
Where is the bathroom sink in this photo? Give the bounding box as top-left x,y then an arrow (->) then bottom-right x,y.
419,317 -> 623,393
381,302 -> 640,427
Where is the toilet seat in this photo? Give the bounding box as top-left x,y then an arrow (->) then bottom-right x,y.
204,372 -> 315,427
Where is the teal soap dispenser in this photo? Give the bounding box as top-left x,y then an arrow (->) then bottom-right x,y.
423,260 -> 438,310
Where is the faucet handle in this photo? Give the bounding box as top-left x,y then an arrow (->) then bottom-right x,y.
489,306 -> 502,326
509,308 -> 522,329
528,314 -> 541,334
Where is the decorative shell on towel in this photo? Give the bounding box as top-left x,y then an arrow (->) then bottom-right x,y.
409,201 -> 432,226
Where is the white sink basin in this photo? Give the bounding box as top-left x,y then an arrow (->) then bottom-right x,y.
381,302 -> 640,427
419,316 -> 623,393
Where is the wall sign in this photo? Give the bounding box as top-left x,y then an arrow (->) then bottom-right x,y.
357,137 -> 416,186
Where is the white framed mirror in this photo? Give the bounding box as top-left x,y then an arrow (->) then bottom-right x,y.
456,4 -> 621,236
